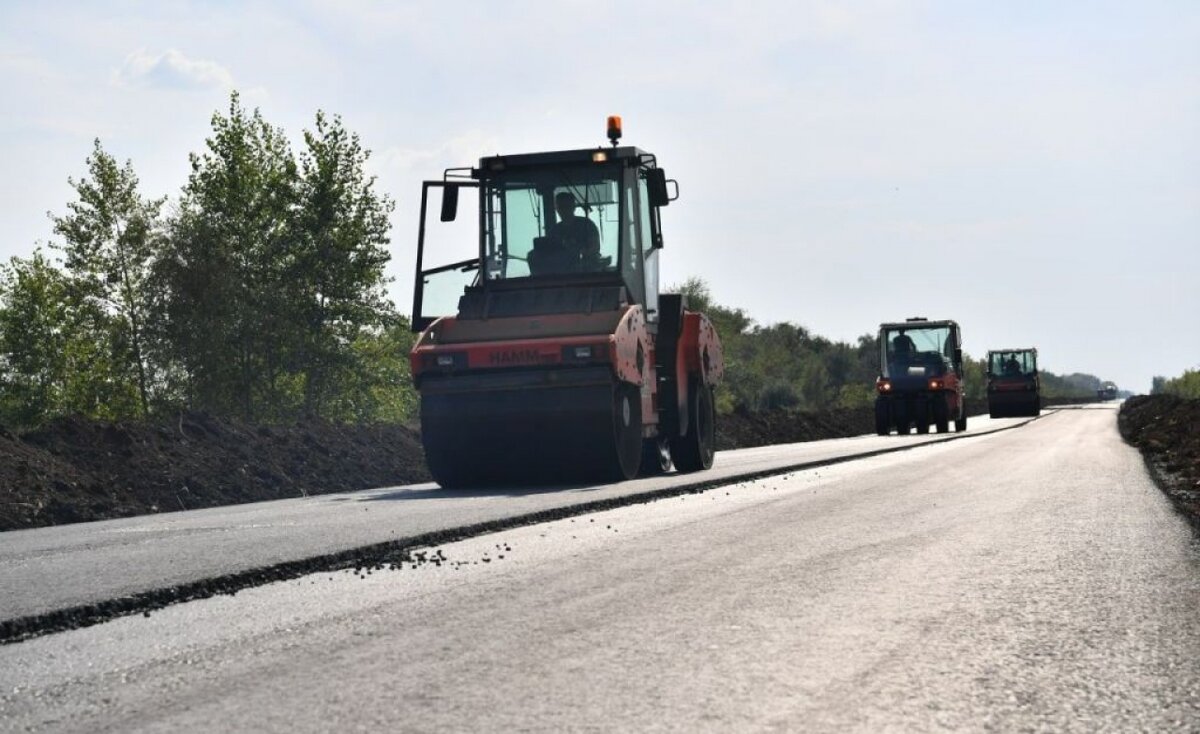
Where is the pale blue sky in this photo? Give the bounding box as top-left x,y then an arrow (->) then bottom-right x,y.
2,1 -> 1197,392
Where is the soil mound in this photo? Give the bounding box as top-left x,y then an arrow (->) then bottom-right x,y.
1,413 -> 429,531
1119,395 -> 1200,524
717,407 -> 874,450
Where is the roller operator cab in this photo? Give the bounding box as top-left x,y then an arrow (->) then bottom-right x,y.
986,348 -> 1040,417
874,318 -> 967,435
410,118 -> 724,488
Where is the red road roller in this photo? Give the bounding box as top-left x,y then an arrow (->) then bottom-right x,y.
410,118 -> 723,487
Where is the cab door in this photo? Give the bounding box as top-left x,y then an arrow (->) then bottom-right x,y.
412,180 -> 480,332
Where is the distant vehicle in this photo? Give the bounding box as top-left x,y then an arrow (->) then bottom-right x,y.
874,317 -> 967,435
409,117 -> 724,487
1097,382 -> 1118,401
986,348 -> 1040,417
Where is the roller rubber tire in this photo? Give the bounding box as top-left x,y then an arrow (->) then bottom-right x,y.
671,378 -> 715,473
934,396 -> 950,433
874,399 -> 890,436
894,402 -> 910,435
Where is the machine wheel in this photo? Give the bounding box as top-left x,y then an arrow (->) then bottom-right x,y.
933,396 -> 950,433
955,406 -> 968,432
423,443 -> 481,489
893,402 -> 910,435
608,384 -> 644,482
640,435 -> 672,476
874,399 -> 890,436
914,397 -> 930,434
672,377 -> 715,472
421,412 -> 484,489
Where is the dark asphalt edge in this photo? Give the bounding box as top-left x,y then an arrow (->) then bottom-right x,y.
0,415 -> 1041,646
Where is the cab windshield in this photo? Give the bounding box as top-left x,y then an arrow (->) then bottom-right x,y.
989,351 -> 1036,376
881,325 -> 954,378
483,164 -> 621,281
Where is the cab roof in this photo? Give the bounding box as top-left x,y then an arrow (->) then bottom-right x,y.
878,319 -> 960,331
475,146 -> 653,173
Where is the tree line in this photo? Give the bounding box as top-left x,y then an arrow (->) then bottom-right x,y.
1151,370 -> 1200,399
0,93 -> 416,428
675,279 -> 1106,414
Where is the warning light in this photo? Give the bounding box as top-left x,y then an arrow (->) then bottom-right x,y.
607,115 -> 622,146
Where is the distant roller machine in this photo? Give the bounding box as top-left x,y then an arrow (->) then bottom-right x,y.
1097,382 -> 1118,401
986,348 -> 1041,417
409,117 -> 724,487
874,317 -> 968,435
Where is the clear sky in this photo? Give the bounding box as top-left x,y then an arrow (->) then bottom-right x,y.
2,1 -> 1197,392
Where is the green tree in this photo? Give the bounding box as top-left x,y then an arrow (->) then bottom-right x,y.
292,110 -> 396,417
1158,369 -> 1200,398
962,356 -> 988,401
326,316 -> 419,423
0,252 -> 133,426
0,252 -> 70,425
51,140 -> 164,417
159,92 -> 299,419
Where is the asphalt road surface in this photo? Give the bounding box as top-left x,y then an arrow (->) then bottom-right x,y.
2,404 -> 1198,732
0,413 -> 1029,620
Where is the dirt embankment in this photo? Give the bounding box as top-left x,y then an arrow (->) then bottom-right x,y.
1,413 -> 429,531
1119,395 -> 1200,525
2,396 -> 1097,532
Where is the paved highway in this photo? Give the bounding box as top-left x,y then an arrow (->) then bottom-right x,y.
2,404 -> 1198,732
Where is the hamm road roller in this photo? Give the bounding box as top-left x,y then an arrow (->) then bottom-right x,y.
986,348 -> 1040,417
874,317 -> 967,435
410,118 -> 724,487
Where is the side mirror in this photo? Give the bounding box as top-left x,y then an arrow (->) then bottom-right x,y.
647,168 -> 670,207
440,185 -> 460,222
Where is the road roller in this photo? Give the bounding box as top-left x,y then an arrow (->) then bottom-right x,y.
986,348 -> 1041,417
409,117 -> 724,487
874,317 -> 967,435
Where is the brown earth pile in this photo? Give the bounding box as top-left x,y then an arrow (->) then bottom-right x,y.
1118,395 -> 1200,525
717,407 -> 875,450
1,413 -> 429,531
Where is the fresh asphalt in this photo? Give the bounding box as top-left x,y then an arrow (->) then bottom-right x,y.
3,404 -> 1198,732
1,413 -> 1030,623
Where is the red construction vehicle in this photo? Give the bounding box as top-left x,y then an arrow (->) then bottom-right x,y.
874,317 -> 968,435
410,118 -> 724,487
986,348 -> 1040,417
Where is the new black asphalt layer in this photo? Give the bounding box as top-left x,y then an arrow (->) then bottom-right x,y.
0,413 -> 1040,642
1,406 -> 1197,732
